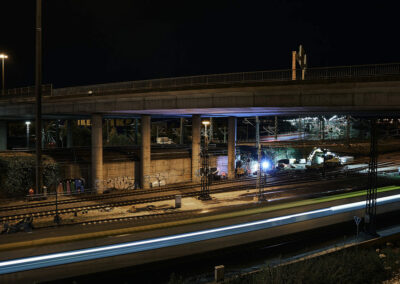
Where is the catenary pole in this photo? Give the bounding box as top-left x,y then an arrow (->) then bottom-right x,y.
35,0 -> 43,194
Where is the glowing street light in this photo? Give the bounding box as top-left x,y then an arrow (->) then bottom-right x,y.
200,120 -> 212,200
0,53 -> 8,96
202,120 -> 210,144
25,121 -> 31,149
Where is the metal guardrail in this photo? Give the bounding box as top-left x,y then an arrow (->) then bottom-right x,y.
4,84 -> 52,96
5,63 -> 400,97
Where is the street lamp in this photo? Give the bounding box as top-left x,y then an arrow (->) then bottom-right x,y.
199,120 -> 211,200
202,120 -> 210,145
25,121 -> 31,149
0,53 -> 8,96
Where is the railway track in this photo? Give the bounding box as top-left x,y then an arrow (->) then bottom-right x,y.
0,171 -> 367,222
0,168 -> 323,213
0,176 -> 259,212
4,159 -> 396,213
0,161 -> 398,223
30,183 -> 359,230
34,210 -> 200,230
15,175 -> 397,230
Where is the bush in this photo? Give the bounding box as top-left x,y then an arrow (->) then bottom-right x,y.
105,127 -> 133,146
0,153 -> 60,197
230,248 -> 390,284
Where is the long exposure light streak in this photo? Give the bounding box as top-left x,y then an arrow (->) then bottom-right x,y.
1,194 -> 400,274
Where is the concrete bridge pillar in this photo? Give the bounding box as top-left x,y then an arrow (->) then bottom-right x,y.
0,121 -> 7,150
191,114 -> 201,183
228,117 -> 237,179
141,115 -> 151,189
91,114 -> 103,193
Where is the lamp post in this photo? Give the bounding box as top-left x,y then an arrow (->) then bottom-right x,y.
199,120 -> 211,200
203,120 -> 210,146
35,0 -> 43,195
25,121 -> 31,149
0,53 -> 8,96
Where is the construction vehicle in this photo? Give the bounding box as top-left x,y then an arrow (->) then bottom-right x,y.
305,148 -> 341,170
236,167 -> 246,177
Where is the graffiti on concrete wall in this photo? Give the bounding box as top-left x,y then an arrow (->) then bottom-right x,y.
95,176 -> 136,190
144,173 -> 167,188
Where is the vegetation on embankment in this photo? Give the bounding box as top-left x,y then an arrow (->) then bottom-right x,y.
228,241 -> 400,284
0,152 -> 59,197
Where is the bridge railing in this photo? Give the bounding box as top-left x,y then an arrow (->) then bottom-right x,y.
304,63 -> 400,80
3,84 -> 52,97
52,69 -> 297,96
4,63 -> 400,97
53,63 -> 400,96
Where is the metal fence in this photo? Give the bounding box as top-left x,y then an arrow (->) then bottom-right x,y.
5,63 -> 400,97
4,84 -> 53,97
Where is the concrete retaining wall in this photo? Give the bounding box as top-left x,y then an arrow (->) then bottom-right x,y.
150,158 -> 191,185
60,155 -> 228,189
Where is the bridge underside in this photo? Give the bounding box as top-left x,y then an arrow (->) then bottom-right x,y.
110,106 -> 400,117
1,107 -> 400,121
1,78 -> 400,120
1,77 -> 400,192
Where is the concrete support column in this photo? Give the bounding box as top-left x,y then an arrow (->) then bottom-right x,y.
91,114 -> 103,194
67,120 -> 73,148
141,115 -> 151,189
228,117 -> 237,179
191,115 -> 201,183
0,121 -> 7,150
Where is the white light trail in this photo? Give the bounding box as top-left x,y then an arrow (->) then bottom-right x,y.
1,193 -> 400,274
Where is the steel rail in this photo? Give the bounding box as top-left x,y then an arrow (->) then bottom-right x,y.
0,161 -> 396,219
0,171 -> 368,222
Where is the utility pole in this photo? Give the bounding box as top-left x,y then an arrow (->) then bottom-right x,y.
156,125 -> 159,142
35,0 -> 43,194
346,115 -> 351,146
106,119 -> 110,143
274,116 -> 278,140
209,117 -> 213,142
179,117 -> 184,144
135,118 -> 139,144
256,116 -> 265,201
223,126 -> 227,143
298,116 -> 302,140
54,179 -> 61,224
365,119 -> 378,236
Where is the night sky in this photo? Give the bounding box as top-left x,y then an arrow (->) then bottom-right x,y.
1,1 -> 399,89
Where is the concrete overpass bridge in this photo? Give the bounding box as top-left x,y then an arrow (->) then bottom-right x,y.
1,63 -> 400,191
1,63 -> 400,118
